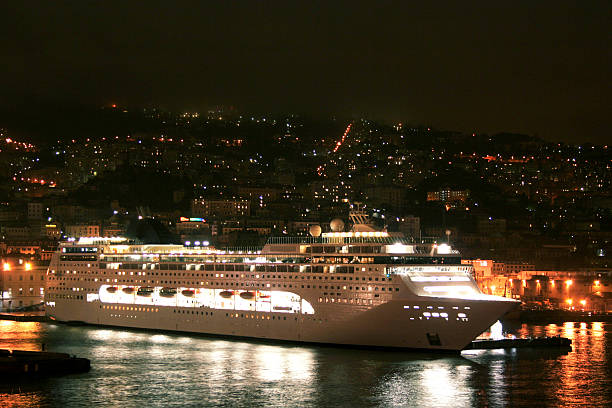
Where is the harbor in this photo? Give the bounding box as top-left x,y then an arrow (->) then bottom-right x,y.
0,320 -> 609,407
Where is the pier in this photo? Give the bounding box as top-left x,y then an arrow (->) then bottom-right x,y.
0,349 -> 90,377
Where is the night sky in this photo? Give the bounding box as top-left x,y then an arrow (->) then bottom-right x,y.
2,1 -> 610,144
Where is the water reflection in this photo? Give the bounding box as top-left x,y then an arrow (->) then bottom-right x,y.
0,322 -> 609,407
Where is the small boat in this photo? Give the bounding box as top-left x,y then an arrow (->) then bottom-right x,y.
273,306 -> 292,311
122,287 -> 135,295
160,287 -> 177,298
106,287 -> 118,293
239,291 -> 255,300
137,287 -> 154,297
181,289 -> 195,297
219,290 -> 235,299
258,293 -> 271,299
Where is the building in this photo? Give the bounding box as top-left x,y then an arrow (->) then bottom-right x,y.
191,198 -> 250,219
0,256 -> 46,310
462,260 -> 536,298
65,224 -> 101,238
236,186 -> 282,208
426,189 -> 469,202
397,216 -> 420,239
364,185 -> 405,211
176,217 -> 211,243
27,202 -> 44,220
509,269 -> 612,311
477,217 -> 507,235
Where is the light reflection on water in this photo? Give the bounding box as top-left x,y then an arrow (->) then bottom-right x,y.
0,321 -> 610,407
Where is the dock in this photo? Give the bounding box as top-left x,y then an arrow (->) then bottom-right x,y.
0,312 -> 49,322
466,336 -> 572,350
0,349 -> 90,377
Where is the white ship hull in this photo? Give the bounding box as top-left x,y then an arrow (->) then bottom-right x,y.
48,294 -> 515,351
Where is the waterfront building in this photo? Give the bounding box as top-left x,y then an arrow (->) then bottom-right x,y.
0,256 -> 46,310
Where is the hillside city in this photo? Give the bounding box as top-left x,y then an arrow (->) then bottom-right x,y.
1,105 -> 610,312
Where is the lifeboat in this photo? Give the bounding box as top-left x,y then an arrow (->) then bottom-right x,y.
219,290 -> 235,299
160,287 -> 177,298
181,289 -> 195,297
258,293 -> 271,299
137,287 -> 154,297
106,286 -> 118,293
122,287 -> 135,295
239,291 -> 255,300
273,306 -> 292,311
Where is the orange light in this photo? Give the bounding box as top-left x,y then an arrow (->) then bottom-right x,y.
579,300 -> 586,306
2,263 -> 9,271
565,279 -> 573,286
551,280 -> 555,287
566,299 -> 573,305
25,262 -> 32,271
594,280 -> 600,286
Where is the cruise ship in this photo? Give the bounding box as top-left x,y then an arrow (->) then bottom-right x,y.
45,210 -> 518,351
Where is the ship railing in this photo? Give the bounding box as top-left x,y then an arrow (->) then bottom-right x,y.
217,246 -> 264,254
265,236 -> 418,245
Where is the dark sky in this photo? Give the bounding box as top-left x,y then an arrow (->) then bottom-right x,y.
2,1 -> 610,144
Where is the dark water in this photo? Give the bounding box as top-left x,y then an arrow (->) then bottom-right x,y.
1,321 -> 610,407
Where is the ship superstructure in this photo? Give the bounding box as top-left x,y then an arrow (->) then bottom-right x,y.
45,216 -> 518,351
